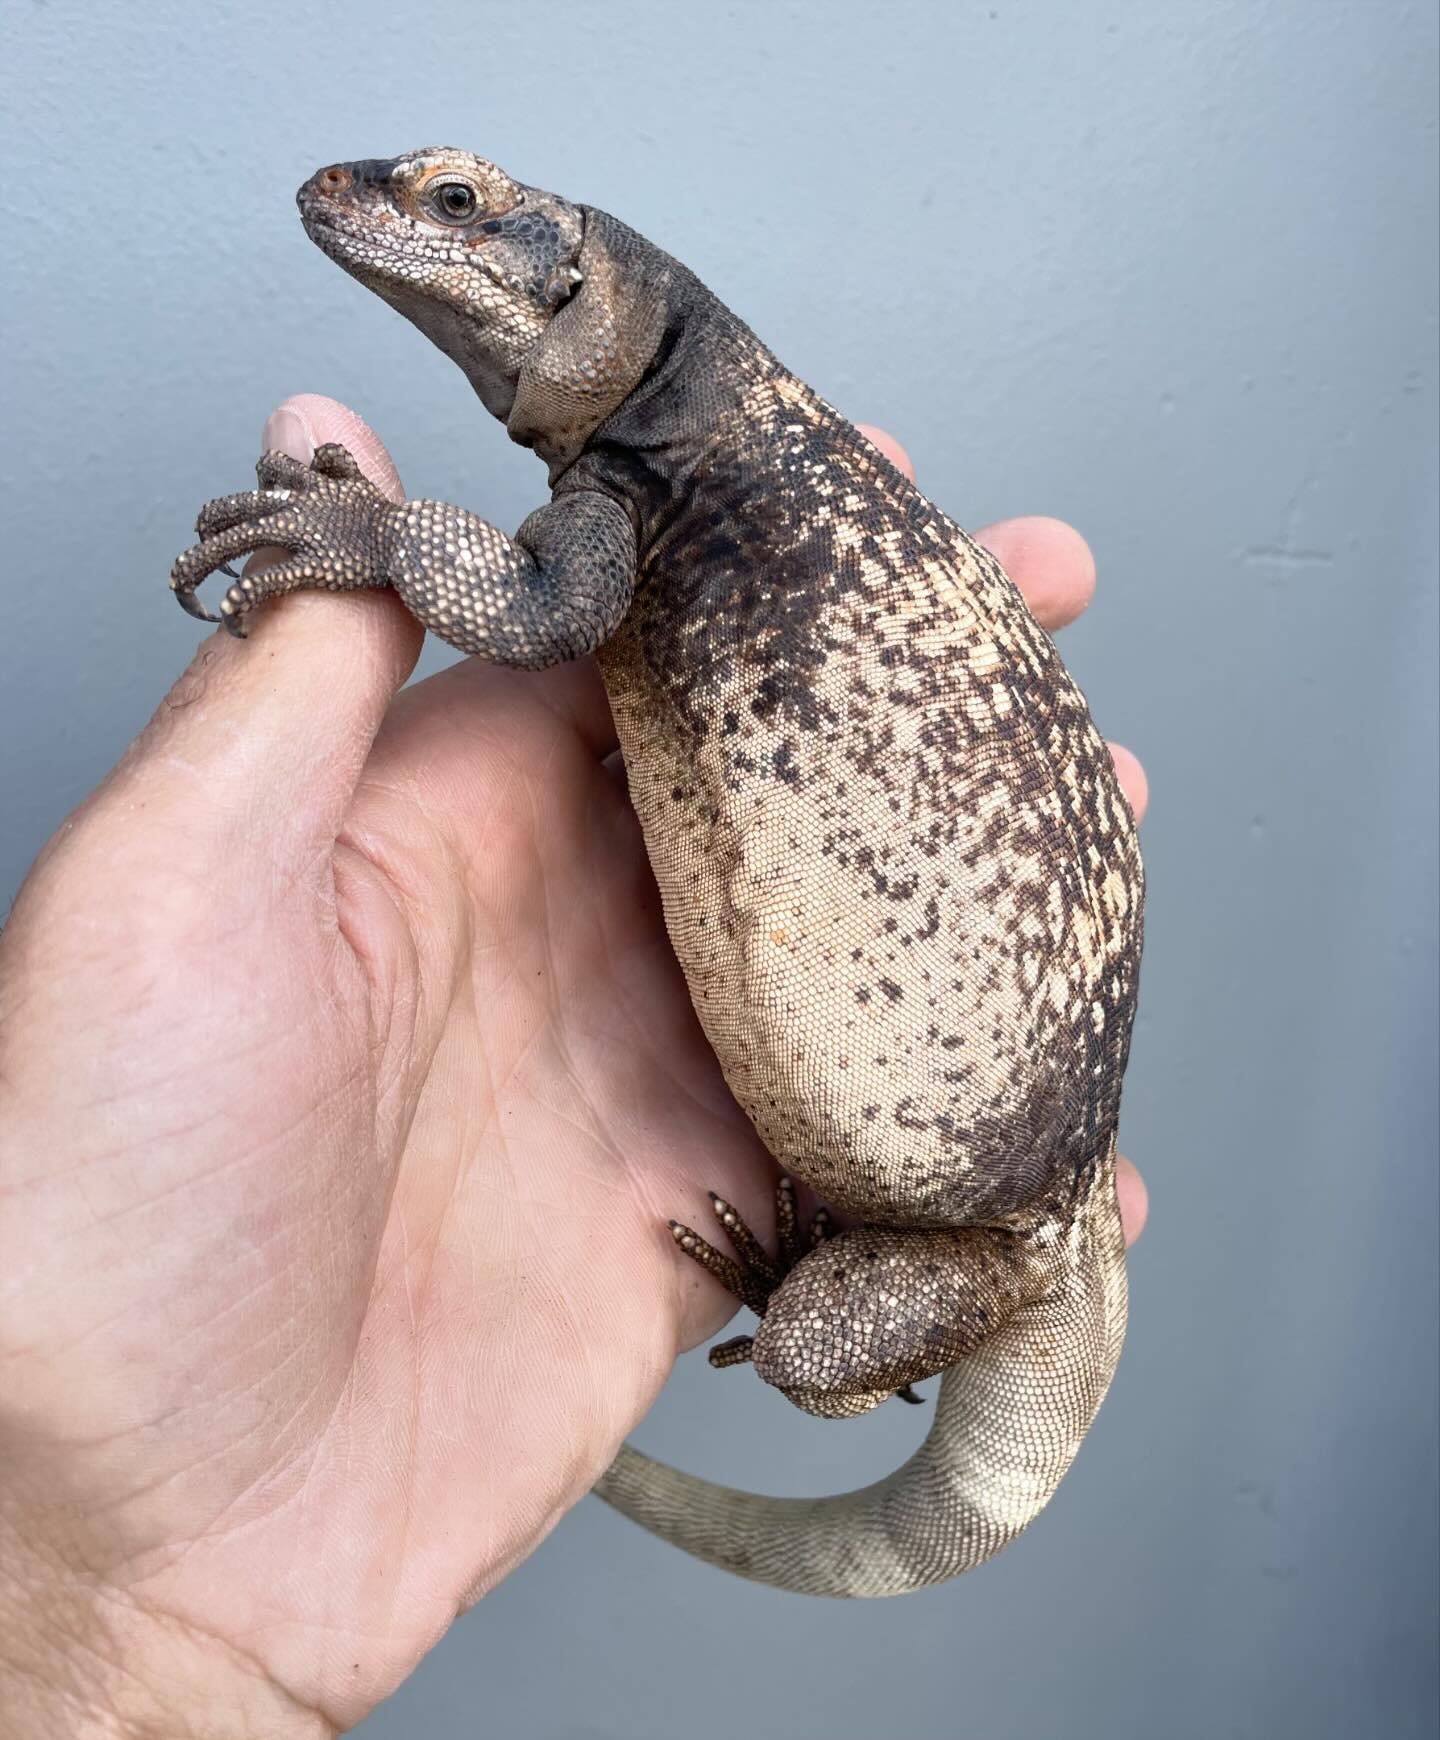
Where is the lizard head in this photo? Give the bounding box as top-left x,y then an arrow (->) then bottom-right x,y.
297,148 -> 586,424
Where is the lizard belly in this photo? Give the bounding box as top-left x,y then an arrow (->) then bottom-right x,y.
597,507 -> 1140,1228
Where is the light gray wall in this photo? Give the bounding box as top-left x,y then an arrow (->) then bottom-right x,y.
4,2 -> 1436,1736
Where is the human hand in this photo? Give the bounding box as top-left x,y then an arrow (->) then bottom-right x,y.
0,396 -> 1148,1735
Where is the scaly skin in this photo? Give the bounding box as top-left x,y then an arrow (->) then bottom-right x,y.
171,148 -> 1144,1597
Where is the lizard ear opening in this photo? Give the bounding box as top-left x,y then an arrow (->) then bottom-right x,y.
543,264 -> 584,308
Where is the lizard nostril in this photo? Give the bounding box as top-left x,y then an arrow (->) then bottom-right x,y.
320,166 -> 350,191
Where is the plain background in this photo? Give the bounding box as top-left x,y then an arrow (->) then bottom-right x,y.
3,2 -> 1436,1737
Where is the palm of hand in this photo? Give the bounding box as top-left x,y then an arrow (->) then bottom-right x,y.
0,401 -> 1146,1729
4,645 -> 767,1718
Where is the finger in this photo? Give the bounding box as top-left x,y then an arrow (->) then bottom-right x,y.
854,422 -> 915,480
214,557 -> 387,638
238,397 -> 407,585
1108,742 -> 1149,824
123,397 -> 422,859
972,516 -> 1096,632
261,394 -> 405,503
1116,1154 -> 1148,1247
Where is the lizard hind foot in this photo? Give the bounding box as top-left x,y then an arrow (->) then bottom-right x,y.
670,1179 -> 909,1403
668,1174 -> 831,1332
707,1335 -> 756,1368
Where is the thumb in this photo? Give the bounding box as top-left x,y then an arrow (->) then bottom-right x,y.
260,393 -> 406,504
115,395 -> 423,867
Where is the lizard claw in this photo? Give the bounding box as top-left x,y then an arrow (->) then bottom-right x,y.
173,582 -> 218,623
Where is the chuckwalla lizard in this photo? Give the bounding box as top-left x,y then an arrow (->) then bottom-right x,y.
170,149 -> 1144,1598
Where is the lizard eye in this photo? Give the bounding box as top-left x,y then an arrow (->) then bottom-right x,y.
432,181 -> 480,223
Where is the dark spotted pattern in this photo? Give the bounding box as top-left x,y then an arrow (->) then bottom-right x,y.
593,371 -> 1142,1233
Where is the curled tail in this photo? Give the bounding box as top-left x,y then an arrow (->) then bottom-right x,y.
594,1165 -> 1127,1597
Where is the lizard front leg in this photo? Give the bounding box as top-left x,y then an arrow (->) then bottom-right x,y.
171,444 -> 637,666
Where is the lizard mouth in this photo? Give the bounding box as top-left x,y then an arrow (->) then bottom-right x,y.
295,184 -> 411,268
297,202 -> 370,257
300,211 -> 421,294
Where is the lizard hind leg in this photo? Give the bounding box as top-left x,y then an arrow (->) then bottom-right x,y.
747,1223 -> 1048,1420
595,1155 -> 1129,1594
670,1181 -> 997,1413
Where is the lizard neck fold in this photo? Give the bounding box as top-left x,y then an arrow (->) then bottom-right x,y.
502,208 -> 682,479
545,214 -> 782,552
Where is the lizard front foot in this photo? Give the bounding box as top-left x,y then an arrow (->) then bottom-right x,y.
171,443 -> 392,635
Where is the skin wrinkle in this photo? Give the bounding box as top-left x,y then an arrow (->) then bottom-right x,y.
68,1575 -> 330,1740
5,1217 -> 287,1369
33,1171 -> 379,1580
384,1104 -> 476,1274
448,1225 -> 626,1611
211,1309 -> 340,1447
61,1484 -> 299,1642
527,751 -> 630,1170
372,1199 -> 427,1655
155,143 -> 1144,1625
545,797 -> 720,1155
468,1019 -> 607,1193
91,1417 -> 283,1533
30,1106 -> 326,1392
603,1004 -> 748,1175
167,1263 -> 309,1369
149,1396 -> 363,1607
335,749 -> 524,1076
7,1412 -> 179,1460
4,925 -> 222,1086
10,1101 -> 325,1407
0,1118 -> 200,1209
327,840 -> 429,1115
37,1124 -> 290,1237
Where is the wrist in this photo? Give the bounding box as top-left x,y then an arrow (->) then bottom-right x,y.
0,1510 -> 331,1740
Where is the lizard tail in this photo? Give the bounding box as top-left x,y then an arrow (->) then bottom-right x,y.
593,1168 -> 1127,1597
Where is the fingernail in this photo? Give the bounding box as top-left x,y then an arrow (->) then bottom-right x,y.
261,405 -> 314,463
